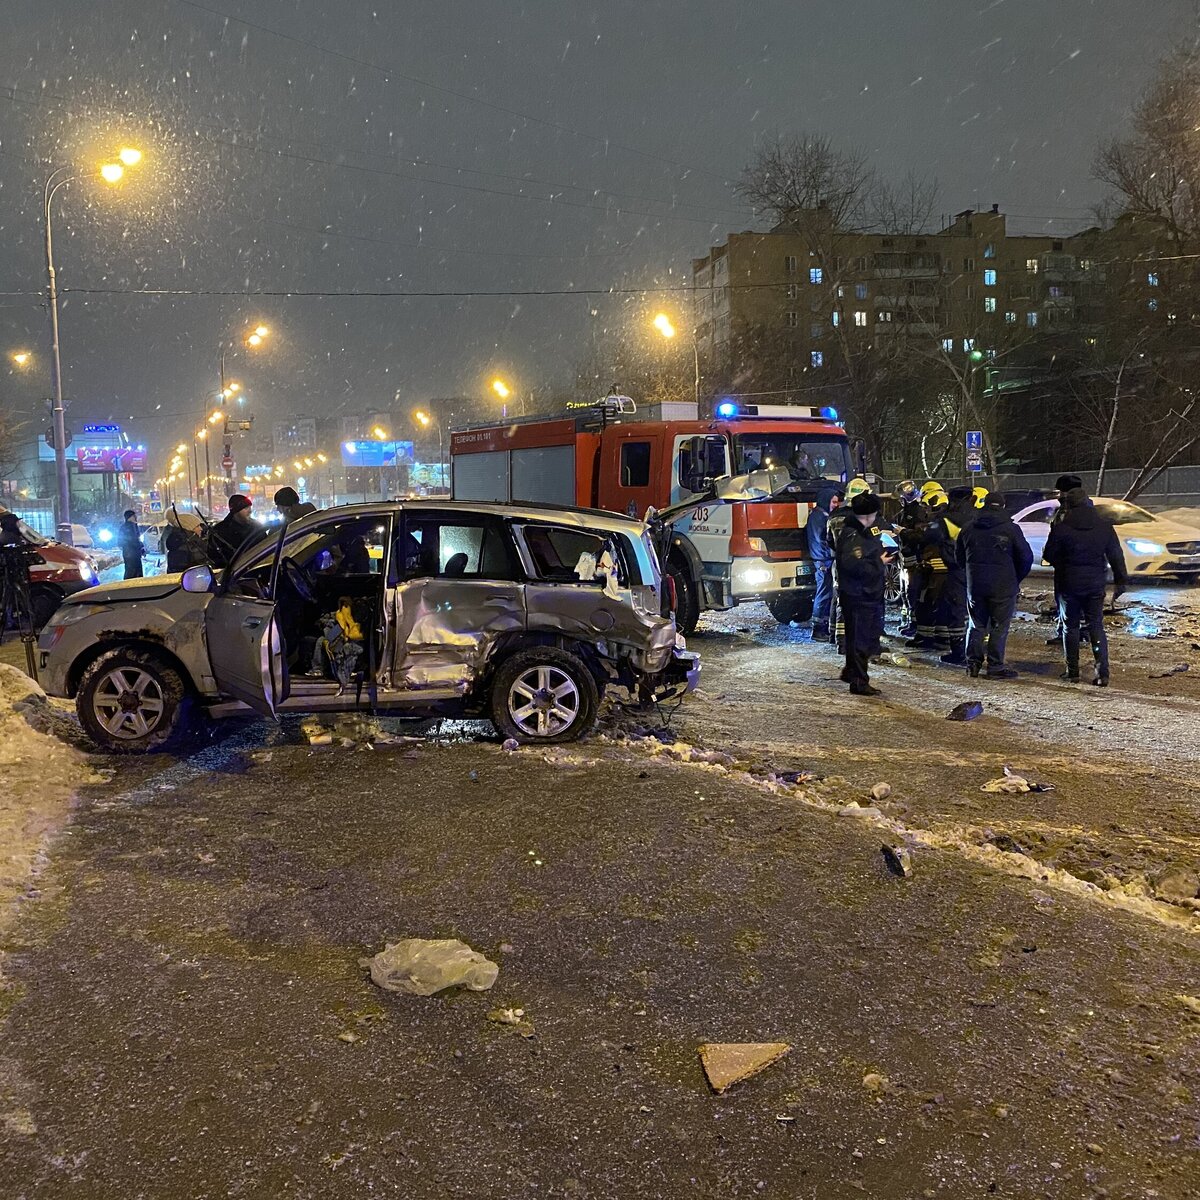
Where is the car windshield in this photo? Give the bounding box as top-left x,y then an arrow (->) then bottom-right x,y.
733,434 -> 850,481
1095,501 -> 1155,525
17,520 -> 49,546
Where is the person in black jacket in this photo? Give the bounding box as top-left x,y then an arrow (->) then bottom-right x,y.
894,479 -> 926,637
835,491 -> 895,696
930,485 -> 978,665
1043,487 -> 1127,685
807,481 -> 843,639
956,492 -> 1034,678
207,494 -> 261,567
117,510 -> 144,579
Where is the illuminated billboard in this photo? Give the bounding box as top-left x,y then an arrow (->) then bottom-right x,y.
76,446 -> 148,473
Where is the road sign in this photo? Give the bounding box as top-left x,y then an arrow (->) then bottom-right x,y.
966,448 -> 984,473
221,454 -> 234,470
148,498 -> 164,513
43,428 -> 74,450
965,430 -> 983,450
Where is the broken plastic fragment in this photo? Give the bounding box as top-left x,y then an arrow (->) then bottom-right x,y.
947,700 -> 984,722
364,938 -> 499,996
881,844 -> 912,878
699,1042 -> 791,1093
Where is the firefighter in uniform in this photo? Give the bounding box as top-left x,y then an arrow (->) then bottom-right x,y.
910,481 -> 948,648
894,479 -> 927,637
932,485 -> 980,665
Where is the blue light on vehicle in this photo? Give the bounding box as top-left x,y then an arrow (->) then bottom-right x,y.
820,406 -> 838,420
96,527 -> 114,544
1126,538 -> 1163,556
716,400 -> 738,418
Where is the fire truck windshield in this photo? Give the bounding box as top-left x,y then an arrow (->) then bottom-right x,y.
733,434 -> 850,482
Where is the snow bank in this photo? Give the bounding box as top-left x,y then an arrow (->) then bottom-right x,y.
0,665 -> 97,944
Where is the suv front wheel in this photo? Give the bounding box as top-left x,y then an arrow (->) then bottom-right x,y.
77,647 -> 190,753
490,647 -> 599,744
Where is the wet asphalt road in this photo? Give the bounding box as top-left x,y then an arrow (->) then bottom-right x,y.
2,586 -> 1200,1198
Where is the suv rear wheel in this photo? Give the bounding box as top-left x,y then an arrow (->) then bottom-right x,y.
490,647 -> 599,744
77,647 -> 190,753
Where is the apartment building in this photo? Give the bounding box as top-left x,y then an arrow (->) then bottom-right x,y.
691,206 -> 1108,389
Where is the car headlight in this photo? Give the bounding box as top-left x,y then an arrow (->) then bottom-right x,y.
1126,538 -> 1163,556
53,603 -> 109,627
739,567 -> 773,586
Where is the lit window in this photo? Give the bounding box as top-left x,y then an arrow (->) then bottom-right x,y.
785,311 -> 799,327
1079,258 -> 1093,271
963,338 -> 975,352
1149,298 -> 1159,311
1005,311 -> 1017,324
785,255 -> 798,273
941,337 -> 955,352
983,243 -> 995,259
811,350 -> 824,368
984,297 -> 997,313
1026,258 -> 1039,274
810,267 -> 823,284
1027,311 -> 1038,327
877,310 -> 893,322
985,348 -> 997,360
1148,271 -> 1159,286
854,310 -> 867,327
855,282 -> 868,300
1168,311 -> 1178,324
983,269 -> 997,287
831,311 -> 840,327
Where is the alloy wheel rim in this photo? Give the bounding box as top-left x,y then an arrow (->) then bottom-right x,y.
508,665 -> 581,738
92,667 -> 166,740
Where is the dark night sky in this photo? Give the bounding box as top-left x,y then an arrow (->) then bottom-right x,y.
0,0 -> 1193,460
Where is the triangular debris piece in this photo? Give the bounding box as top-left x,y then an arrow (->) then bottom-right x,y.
699,1042 -> 791,1093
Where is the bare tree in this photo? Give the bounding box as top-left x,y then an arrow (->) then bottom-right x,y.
868,169 -> 940,236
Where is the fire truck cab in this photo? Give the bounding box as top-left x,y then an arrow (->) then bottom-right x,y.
449,399 -> 853,633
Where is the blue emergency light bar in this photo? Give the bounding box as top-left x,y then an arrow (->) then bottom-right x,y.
714,400 -> 840,422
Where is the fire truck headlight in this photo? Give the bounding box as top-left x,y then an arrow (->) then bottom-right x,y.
739,567 -> 773,586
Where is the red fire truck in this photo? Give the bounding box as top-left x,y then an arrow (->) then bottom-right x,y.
449,399 -> 855,632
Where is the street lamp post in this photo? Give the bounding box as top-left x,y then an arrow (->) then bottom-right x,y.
653,311 -> 701,408
41,148 -> 143,538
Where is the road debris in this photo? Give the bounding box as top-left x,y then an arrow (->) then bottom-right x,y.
881,844 -> 913,878
981,765 -> 1055,794
698,1042 -> 791,1093
947,700 -> 984,722
1175,994 -> 1200,1016
838,803 -> 884,820
501,738 -> 520,752
870,782 -> 893,802
862,1072 -> 892,1094
487,1006 -> 535,1037
364,938 -> 499,996
1149,663 -> 1190,678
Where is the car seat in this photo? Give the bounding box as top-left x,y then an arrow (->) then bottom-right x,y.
443,552 -> 469,577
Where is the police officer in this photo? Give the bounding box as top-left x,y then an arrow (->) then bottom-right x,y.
835,491 -> 894,696
826,478 -> 872,651
807,481 -> 843,640
1043,486 -> 1127,686
956,491 -> 1034,678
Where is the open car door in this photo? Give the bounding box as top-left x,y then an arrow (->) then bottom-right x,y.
203,526 -> 288,716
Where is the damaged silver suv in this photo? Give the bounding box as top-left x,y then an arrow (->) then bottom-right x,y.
38,501 -> 699,753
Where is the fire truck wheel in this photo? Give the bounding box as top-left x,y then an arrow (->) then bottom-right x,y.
666,562 -> 700,634
766,594 -> 814,625
491,647 -> 599,744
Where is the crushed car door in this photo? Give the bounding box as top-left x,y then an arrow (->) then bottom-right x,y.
386,510 -> 525,692
203,526 -> 287,716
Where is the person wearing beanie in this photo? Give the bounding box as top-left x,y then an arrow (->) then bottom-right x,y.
1046,474 -> 1090,645
274,486 -> 317,526
207,493 -> 262,568
833,489 -> 893,696
117,509 -> 145,580
955,491 -> 1034,678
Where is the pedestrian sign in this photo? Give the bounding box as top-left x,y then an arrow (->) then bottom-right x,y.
148,497 -> 164,513
965,430 -> 983,450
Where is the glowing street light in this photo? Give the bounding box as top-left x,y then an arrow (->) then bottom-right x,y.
413,410 -> 431,428
175,443 -> 187,454
491,378 -> 510,401
10,350 -> 31,367
372,425 -> 388,441
118,147 -> 143,167
99,163 -> 125,185
653,312 -> 677,339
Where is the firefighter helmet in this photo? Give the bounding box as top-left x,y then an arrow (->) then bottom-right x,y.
972,485 -> 988,509
919,480 -> 946,503
897,479 -> 919,502
845,477 -> 872,500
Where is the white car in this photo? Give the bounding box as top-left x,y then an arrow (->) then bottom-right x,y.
1013,498 -> 1200,580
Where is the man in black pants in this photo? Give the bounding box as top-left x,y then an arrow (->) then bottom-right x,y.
957,491 -> 1034,678
1043,488 -> 1127,685
835,491 -> 894,697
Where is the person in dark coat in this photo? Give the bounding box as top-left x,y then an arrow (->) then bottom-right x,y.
1044,473 -> 1083,644
207,494 -> 261,568
834,491 -> 894,696
117,510 -> 145,579
807,481 -> 843,639
1043,487 -> 1127,685
956,491 -> 1034,678
894,479 -> 927,637
162,513 -> 208,574
274,486 -> 317,526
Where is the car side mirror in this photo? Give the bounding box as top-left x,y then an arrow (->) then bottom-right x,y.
180,564 -> 214,593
